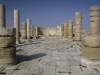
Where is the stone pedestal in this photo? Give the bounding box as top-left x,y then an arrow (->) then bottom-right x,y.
81,6 -> 100,67
63,22 -> 68,38
26,19 -> 31,43
0,28 -> 16,66
14,10 -> 20,44
74,12 -> 84,41
0,4 -> 5,27
21,22 -> 27,39
68,20 -> 74,41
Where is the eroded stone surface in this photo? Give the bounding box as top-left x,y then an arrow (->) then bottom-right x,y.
0,38 -> 99,75
0,37 -> 16,47
0,28 -> 16,37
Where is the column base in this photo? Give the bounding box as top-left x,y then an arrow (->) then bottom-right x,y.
26,39 -> 31,44
81,56 -> 100,68
16,40 -> 20,44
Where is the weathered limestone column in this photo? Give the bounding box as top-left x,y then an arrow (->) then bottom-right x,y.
14,10 -> 20,44
74,12 -> 84,41
81,6 -> 100,67
61,24 -> 64,38
57,26 -> 62,38
63,22 -> 68,38
35,27 -> 38,38
0,4 -> 5,27
0,28 -> 16,66
68,20 -> 74,41
26,19 -> 31,43
31,26 -> 34,38
21,22 -> 27,39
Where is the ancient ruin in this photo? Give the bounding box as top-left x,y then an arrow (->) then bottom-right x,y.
81,6 -> 100,67
21,22 -> 27,39
26,19 -> 31,43
14,10 -> 20,44
74,12 -> 84,41
63,22 -> 68,38
0,3 -> 100,75
0,4 -> 16,67
68,20 -> 74,41
0,4 -> 5,27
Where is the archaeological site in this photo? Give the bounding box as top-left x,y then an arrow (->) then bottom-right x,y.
0,2 -> 100,75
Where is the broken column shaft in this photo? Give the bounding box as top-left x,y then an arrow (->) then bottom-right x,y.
14,10 -> 20,44
63,22 -> 68,38
26,19 -> 31,43
21,22 -> 27,39
0,4 -> 6,27
81,6 -> 100,67
68,20 -> 74,41
74,12 -> 84,41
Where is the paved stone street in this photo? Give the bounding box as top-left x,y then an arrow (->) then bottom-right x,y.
0,38 -> 100,75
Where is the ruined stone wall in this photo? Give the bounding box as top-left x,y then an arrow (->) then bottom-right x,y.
37,27 -> 61,37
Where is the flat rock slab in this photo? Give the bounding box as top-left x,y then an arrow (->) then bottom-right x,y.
0,38 -> 100,75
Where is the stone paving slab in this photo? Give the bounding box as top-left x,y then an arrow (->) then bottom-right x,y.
0,38 -> 100,75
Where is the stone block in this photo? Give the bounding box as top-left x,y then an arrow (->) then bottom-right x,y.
75,12 -> 82,17
75,20 -> 82,24
90,6 -> 100,11
0,47 -> 16,66
0,37 -> 16,47
82,45 -> 100,59
82,36 -> 100,47
74,37 -> 81,41
0,28 -> 16,37
75,29 -> 81,33
90,16 -> 99,22
75,25 -> 82,28
90,11 -> 100,17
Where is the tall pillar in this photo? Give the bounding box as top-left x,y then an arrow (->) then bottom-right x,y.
35,27 -> 38,38
61,24 -> 64,38
74,12 -> 84,41
21,22 -> 27,39
63,22 -> 68,38
26,19 -> 31,43
81,6 -> 100,67
0,4 -> 5,27
0,4 -> 16,67
14,10 -> 20,44
31,26 -> 34,38
68,20 -> 74,41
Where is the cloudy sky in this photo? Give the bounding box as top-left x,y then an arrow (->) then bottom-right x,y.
0,0 -> 100,30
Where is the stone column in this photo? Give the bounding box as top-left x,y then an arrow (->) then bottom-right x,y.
68,20 -> 74,41
14,10 -> 20,44
63,22 -> 68,38
81,6 -> 100,67
0,4 -> 5,27
0,28 -> 16,66
74,12 -> 84,41
21,22 -> 27,39
26,19 -> 31,43
57,26 -> 62,38
61,24 -> 64,38
35,27 -> 38,38
31,26 -> 34,38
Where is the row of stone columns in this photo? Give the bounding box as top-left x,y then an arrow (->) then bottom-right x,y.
0,4 -> 36,67
61,20 -> 74,41
0,4 -> 16,66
